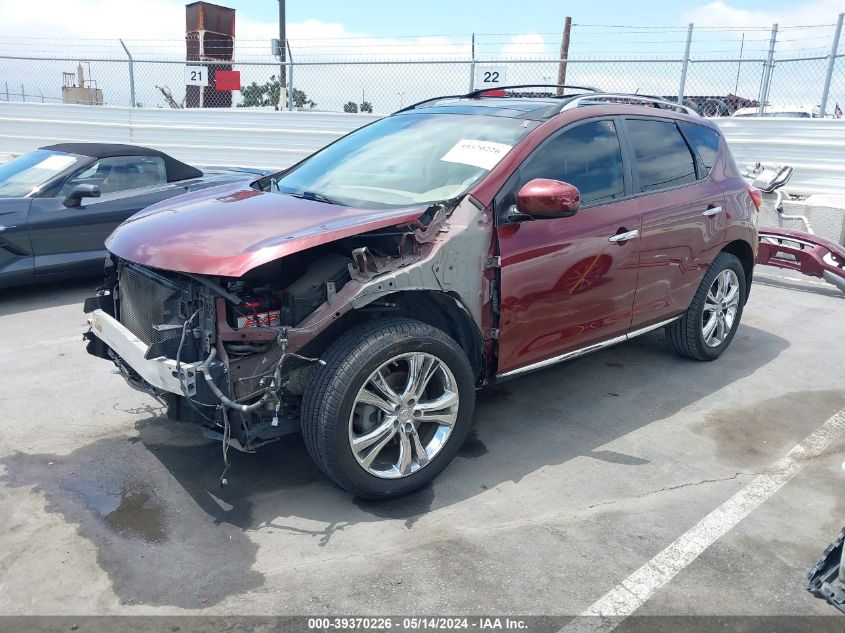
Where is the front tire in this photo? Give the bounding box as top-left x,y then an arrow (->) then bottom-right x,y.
301,317 -> 475,499
666,252 -> 746,361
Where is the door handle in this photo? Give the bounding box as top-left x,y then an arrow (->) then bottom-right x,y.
608,229 -> 638,243
702,205 -> 723,217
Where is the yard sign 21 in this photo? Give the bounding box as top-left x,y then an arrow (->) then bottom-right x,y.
185,66 -> 209,87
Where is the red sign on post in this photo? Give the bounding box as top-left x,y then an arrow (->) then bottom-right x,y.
215,70 -> 241,91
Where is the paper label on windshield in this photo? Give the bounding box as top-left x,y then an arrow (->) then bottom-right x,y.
36,155 -> 76,171
440,139 -> 512,171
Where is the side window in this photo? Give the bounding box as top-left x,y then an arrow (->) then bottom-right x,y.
60,156 -> 166,196
626,119 -> 696,192
505,120 -> 626,210
679,122 -> 721,177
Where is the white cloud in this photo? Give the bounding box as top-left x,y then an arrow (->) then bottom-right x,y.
0,0 -> 472,61
0,0 -> 185,41
682,0 -> 843,29
0,0 -> 475,109
499,34 -> 552,60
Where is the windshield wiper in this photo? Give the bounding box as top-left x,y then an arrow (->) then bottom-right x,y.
285,190 -> 342,206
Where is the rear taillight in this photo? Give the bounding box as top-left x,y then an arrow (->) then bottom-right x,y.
748,187 -> 763,213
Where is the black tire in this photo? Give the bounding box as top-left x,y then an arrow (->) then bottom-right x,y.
666,252 -> 746,361
301,317 -> 475,499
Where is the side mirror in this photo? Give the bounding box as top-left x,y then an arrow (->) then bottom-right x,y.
64,183 -> 101,208
515,178 -> 580,219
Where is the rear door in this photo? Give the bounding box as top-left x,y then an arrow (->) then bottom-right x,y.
495,117 -> 641,376
622,117 -> 727,329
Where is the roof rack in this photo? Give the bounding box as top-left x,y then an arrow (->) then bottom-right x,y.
395,84 -> 601,113
464,83 -> 601,98
393,87 -> 700,117
560,94 -> 699,116
394,93 -> 469,113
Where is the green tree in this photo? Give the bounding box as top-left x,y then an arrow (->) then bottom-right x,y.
343,101 -> 359,113
360,100 -> 373,113
238,77 -> 316,110
293,88 -> 316,110
238,75 -> 278,107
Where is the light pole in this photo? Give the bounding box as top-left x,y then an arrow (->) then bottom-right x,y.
278,0 -> 286,110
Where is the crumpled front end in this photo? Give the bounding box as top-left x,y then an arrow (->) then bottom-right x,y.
84,195 -> 495,462
83,258 -> 296,451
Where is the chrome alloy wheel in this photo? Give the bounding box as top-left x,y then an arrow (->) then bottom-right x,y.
702,269 -> 740,347
348,352 -> 459,479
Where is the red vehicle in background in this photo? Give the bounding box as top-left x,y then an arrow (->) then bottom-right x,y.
84,86 -> 759,498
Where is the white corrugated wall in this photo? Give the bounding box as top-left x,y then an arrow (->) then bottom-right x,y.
1,102 -> 844,198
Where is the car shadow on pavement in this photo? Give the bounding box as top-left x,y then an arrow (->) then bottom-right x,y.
0,324 -> 789,609
0,276 -> 100,316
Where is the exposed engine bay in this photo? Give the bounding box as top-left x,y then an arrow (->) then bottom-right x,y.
84,194 -> 494,484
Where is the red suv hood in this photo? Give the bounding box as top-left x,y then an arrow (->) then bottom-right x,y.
106,182 -> 425,277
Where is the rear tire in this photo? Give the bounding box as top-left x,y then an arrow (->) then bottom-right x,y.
666,252 -> 746,361
301,317 -> 475,499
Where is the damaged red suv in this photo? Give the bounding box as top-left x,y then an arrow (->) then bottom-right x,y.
84,87 -> 759,498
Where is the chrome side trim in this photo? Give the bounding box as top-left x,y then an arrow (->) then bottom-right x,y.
496,316 -> 681,380
626,315 -> 682,340
497,334 -> 627,379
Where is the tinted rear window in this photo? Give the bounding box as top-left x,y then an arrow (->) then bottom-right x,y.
626,119 -> 696,192
679,122 -> 721,175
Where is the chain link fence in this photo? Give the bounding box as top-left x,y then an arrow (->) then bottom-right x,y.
1,19 -> 843,116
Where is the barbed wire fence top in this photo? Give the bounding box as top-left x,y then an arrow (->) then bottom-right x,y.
0,18 -> 842,115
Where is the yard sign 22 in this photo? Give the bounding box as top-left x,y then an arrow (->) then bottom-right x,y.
475,66 -> 507,89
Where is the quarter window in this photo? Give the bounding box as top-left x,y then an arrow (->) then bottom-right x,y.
626,119 -> 696,192
679,122 -> 721,176
512,119 -> 626,208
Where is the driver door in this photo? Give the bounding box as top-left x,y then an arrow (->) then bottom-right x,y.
494,118 -> 642,376
28,155 -> 174,276
0,198 -> 34,287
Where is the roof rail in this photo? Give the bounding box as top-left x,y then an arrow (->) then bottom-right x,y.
394,84 -> 601,114
464,84 -> 601,98
394,93 -> 468,114
560,94 -> 700,116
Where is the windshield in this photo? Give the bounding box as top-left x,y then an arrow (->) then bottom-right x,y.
0,150 -> 84,198
272,113 -> 538,209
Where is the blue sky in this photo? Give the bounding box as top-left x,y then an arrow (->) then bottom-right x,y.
2,0 -> 842,51
238,0 -> 826,34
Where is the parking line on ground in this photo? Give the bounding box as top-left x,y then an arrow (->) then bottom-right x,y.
560,407 -> 845,633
